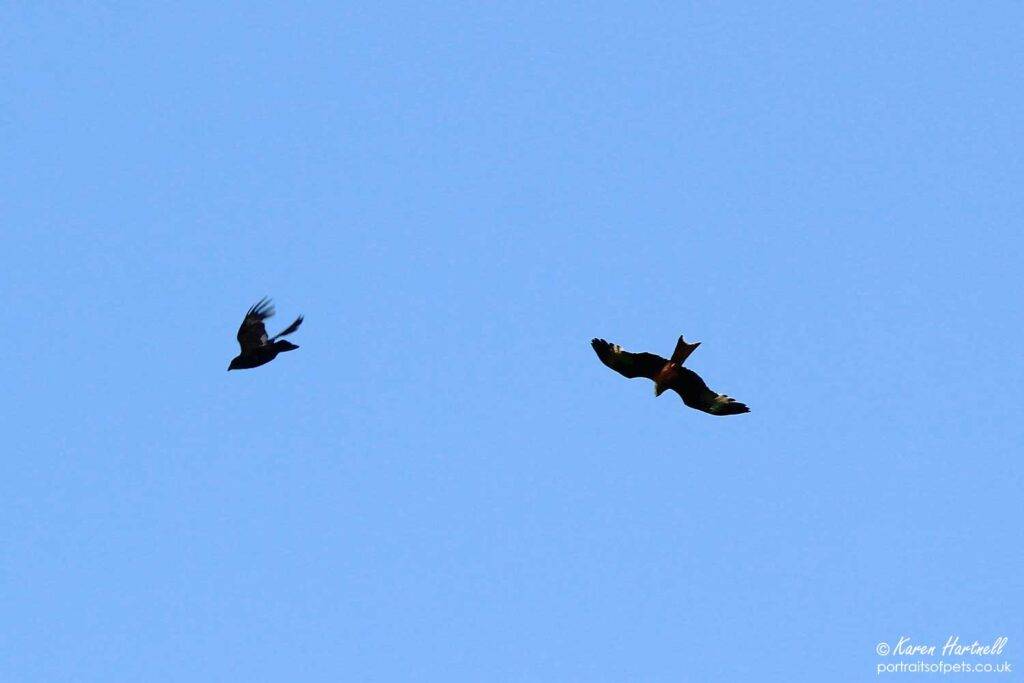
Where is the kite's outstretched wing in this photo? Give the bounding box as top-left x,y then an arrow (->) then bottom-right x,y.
668,367 -> 750,416
591,338 -> 666,381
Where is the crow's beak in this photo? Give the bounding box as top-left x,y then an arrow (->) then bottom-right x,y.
654,384 -> 665,397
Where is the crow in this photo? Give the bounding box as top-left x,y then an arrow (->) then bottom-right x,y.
228,297 -> 304,371
591,336 -> 749,415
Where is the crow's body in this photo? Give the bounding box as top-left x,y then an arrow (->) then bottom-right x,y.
227,340 -> 299,370
228,298 -> 303,371
591,336 -> 749,416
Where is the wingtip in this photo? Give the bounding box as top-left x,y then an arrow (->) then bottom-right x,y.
247,296 -> 274,319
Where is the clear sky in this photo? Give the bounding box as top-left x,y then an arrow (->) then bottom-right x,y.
3,3 -> 1022,681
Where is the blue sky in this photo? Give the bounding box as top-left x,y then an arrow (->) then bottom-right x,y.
3,3 -> 1022,680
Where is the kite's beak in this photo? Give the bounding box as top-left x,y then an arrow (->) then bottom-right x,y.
654,384 -> 666,397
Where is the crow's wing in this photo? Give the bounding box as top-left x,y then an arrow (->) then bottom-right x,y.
237,297 -> 274,353
271,315 -> 304,341
591,338 -> 666,381
668,366 -> 750,416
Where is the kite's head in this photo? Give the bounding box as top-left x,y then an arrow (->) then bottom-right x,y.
653,361 -> 678,397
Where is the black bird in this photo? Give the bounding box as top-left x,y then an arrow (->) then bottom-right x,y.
228,297 -> 304,371
591,336 -> 749,415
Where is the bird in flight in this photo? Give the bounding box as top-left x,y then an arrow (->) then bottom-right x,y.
228,297 -> 304,371
591,336 -> 749,415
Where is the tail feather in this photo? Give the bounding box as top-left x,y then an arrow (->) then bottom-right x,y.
272,315 -> 304,340
670,336 -> 701,365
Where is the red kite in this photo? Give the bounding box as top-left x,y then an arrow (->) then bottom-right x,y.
591,336 -> 749,416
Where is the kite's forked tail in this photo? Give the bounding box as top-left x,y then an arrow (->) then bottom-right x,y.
670,336 -> 701,365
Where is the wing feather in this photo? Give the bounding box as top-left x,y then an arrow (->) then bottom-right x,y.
668,367 -> 750,416
271,315 -> 304,341
591,338 -> 666,381
236,297 -> 274,352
